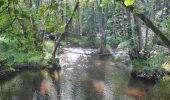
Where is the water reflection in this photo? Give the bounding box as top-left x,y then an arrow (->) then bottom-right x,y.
0,72 -> 35,100
0,48 -> 170,100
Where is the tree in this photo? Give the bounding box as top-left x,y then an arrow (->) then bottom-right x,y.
122,0 -> 170,51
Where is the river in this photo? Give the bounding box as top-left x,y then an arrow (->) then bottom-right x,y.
0,48 -> 170,100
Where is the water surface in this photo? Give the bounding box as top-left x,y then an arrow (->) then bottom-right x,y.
0,48 -> 170,100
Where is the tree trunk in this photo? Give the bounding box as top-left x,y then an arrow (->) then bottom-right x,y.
126,8 -> 132,38
97,0 -> 106,54
165,0 -> 169,17
52,2 -> 79,59
133,15 -> 142,51
76,1 -> 81,37
121,1 -> 170,51
122,6 -> 126,36
111,0 -> 116,38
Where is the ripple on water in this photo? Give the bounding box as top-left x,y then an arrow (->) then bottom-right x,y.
0,48 -> 170,100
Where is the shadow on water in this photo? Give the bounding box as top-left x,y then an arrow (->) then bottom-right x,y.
0,48 -> 170,100
0,70 -> 62,100
50,70 -> 61,100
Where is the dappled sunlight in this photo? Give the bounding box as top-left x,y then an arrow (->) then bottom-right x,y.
60,47 -> 94,67
61,48 -> 94,63
93,60 -> 116,66
0,48 -> 170,100
162,62 -> 170,71
162,76 -> 170,81
0,0 -> 170,99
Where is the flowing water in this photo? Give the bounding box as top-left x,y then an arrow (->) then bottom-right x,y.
0,48 -> 170,100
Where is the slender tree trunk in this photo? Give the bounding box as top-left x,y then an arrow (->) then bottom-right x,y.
97,0 -> 107,54
76,0 -> 81,37
122,3 -> 170,51
165,0 -> 169,17
126,8 -> 138,60
38,12 -> 48,43
52,2 -> 79,59
133,15 -> 142,51
122,6 -> 126,36
111,0 -> 116,38
144,0 -> 152,48
160,0 -> 166,22
126,8 -> 132,38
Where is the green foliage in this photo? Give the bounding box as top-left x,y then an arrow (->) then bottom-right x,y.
78,36 -> 96,47
0,0 -> 5,7
0,0 -> 71,70
107,35 -> 125,46
78,36 -> 89,46
132,9 -> 143,14
47,58 -> 60,66
124,0 -> 135,6
80,0 -> 95,3
162,17 -> 170,40
81,3 -> 97,35
0,37 -> 45,70
100,0 -> 112,7
157,78 -> 170,93
94,36 -> 100,47
162,57 -> 170,71
43,40 -> 54,60
132,53 -> 168,76
67,35 -> 98,48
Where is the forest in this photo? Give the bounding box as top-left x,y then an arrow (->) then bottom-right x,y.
0,0 -> 170,100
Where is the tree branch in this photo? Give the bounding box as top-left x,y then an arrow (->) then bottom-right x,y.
0,0 -> 10,14
120,0 -> 170,51
52,2 -> 79,59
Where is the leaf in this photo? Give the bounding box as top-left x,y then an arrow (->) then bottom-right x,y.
58,25 -> 65,33
0,0 -> 5,7
132,9 -> 142,14
20,11 -> 30,19
8,67 -> 15,71
100,0 -> 112,7
16,57 -> 24,63
124,0 -> 135,6
54,16 -> 59,21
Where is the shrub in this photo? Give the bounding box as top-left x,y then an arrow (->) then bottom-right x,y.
107,35 -> 125,47
132,53 -> 168,76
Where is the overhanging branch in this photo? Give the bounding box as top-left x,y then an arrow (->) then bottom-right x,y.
52,2 -> 79,58
120,0 -> 170,50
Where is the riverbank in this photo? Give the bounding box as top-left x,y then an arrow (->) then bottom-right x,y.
0,47 -> 170,100
0,64 -> 62,80
0,65 -> 45,80
0,46 -> 169,83
130,55 -> 170,82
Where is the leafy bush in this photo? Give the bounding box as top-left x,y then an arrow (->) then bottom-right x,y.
132,53 -> 168,76
107,35 -> 125,47
43,40 -> 54,59
67,35 -> 98,48
117,40 -> 132,51
162,56 -> 170,72
0,38 -> 45,71
94,36 -> 100,47
78,36 -> 89,47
